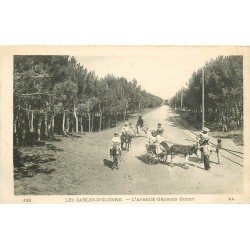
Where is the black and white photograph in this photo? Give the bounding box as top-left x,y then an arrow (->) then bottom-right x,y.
0,46 -> 249,203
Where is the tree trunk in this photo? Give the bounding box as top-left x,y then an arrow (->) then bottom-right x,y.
37,117 -> 42,142
239,104 -> 243,127
21,117 -> 27,144
62,111 -> 67,135
124,109 -> 126,121
48,117 -> 51,137
44,113 -> 48,138
234,102 -> 239,128
66,116 -> 70,134
108,115 -> 111,129
14,116 -> 18,145
79,116 -> 83,133
196,106 -> 199,122
62,111 -> 66,134
225,109 -> 228,128
30,111 -> 34,132
88,112 -> 91,133
74,109 -> 78,133
99,112 -> 102,132
51,116 -> 55,135
91,114 -> 94,132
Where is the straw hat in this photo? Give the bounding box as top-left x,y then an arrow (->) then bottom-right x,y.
202,127 -> 210,132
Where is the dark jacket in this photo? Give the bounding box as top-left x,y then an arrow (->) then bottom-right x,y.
137,118 -> 143,127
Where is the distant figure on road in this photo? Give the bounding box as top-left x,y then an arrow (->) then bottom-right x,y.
122,122 -> 130,135
136,116 -> 144,134
220,116 -> 228,132
156,123 -> 164,134
129,122 -> 137,137
121,122 -> 135,150
121,122 -> 135,137
216,139 -> 222,165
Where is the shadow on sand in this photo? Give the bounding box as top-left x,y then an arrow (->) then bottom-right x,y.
136,153 -> 207,170
14,164 -> 56,179
46,143 -> 64,152
135,155 -> 170,166
103,159 -> 114,170
14,148 -> 56,179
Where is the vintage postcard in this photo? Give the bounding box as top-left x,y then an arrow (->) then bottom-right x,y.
0,46 -> 249,204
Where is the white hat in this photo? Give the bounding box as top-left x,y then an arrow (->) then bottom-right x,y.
124,122 -> 129,125
202,127 -> 210,132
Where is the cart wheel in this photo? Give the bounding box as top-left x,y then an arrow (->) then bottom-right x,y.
145,153 -> 150,164
151,156 -> 156,165
145,153 -> 152,164
145,152 -> 154,165
159,154 -> 168,163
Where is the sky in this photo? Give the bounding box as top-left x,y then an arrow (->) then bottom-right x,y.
74,51 -> 224,100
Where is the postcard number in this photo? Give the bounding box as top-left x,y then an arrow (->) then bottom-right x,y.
23,198 -> 31,203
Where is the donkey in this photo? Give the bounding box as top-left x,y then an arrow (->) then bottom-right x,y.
168,144 -> 198,169
121,134 -> 133,151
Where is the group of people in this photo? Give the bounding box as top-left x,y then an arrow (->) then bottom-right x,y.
196,127 -> 222,170
109,115 -> 147,157
109,115 -> 223,171
109,121 -> 137,157
146,123 -> 169,155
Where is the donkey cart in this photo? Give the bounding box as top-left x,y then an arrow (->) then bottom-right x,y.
144,143 -> 169,165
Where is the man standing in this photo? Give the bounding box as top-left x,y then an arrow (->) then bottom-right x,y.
197,127 -> 210,163
202,140 -> 211,170
136,116 -> 143,134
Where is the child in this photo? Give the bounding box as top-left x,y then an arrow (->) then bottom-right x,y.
216,139 -> 222,164
202,140 -> 211,170
110,132 -> 121,157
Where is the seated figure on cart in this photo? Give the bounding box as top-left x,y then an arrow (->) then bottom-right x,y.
155,129 -> 169,155
145,127 -> 169,164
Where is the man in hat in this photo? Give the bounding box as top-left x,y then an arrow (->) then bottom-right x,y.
198,127 -> 210,145
197,127 -> 210,163
136,116 -> 144,134
202,140 -> 211,170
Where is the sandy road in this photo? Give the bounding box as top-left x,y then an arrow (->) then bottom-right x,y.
15,106 -> 243,195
